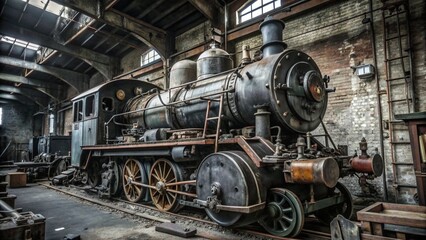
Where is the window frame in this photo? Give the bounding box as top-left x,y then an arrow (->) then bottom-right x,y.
73,100 -> 83,122
237,0 -> 282,24
84,94 -> 97,119
140,49 -> 161,67
101,97 -> 114,112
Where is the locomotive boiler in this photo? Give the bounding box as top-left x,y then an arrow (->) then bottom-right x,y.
69,16 -> 383,237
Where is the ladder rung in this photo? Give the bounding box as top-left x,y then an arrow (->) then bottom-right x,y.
385,55 -> 409,62
205,134 -> 218,138
388,98 -> 412,103
389,120 -> 405,124
392,162 -> 413,165
390,141 -> 411,144
385,34 -> 408,41
386,76 -> 410,82
384,10 -> 407,19
206,117 -> 220,120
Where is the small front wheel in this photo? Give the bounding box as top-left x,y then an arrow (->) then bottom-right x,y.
258,188 -> 305,237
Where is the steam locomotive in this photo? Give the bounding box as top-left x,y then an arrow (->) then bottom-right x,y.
68,16 -> 383,237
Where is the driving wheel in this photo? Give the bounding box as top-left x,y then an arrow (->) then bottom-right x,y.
149,159 -> 182,212
123,158 -> 147,202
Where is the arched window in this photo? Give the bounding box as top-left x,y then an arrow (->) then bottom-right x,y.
237,0 -> 281,24
141,49 -> 161,66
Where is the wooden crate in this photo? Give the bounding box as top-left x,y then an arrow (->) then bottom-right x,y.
357,202 -> 426,239
7,172 -> 27,188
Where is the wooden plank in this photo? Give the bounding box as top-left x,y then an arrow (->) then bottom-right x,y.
358,202 -> 426,229
361,233 -> 396,240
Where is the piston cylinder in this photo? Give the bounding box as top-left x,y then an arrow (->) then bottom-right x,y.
284,157 -> 340,188
350,154 -> 383,176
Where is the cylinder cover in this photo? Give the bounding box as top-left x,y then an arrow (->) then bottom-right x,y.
285,157 -> 340,188
170,60 -> 196,88
197,45 -> 233,79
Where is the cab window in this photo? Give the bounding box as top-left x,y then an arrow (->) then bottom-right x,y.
102,98 -> 114,111
73,100 -> 83,122
85,95 -> 96,118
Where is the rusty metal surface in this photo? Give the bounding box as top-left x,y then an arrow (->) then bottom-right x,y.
350,154 -> 383,176
82,139 -> 215,150
284,158 -> 340,188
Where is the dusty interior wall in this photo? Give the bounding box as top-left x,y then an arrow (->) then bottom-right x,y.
231,0 -> 425,204
120,46 -> 165,88
0,102 -> 34,161
175,21 -> 211,53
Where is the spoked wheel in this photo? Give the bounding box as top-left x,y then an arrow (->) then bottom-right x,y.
87,160 -> 101,188
149,159 -> 182,212
123,158 -> 147,202
48,158 -> 68,178
110,162 -> 123,197
314,182 -> 353,224
258,188 -> 305,237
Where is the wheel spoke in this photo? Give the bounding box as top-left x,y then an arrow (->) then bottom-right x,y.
283,215 -> 293,223
166,177 -> 176,183
158,162 -> 163,178
282,207 -> 292,213
125,165 -> 132,177
134,186 -> 141,196
163,162 -> 167,179
153,169 -> 161,181
278,220 -> 288,231
151,173 -> 161,182
164,167 -> 172,180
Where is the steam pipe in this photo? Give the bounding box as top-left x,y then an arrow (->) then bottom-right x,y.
369,0 -> 388,201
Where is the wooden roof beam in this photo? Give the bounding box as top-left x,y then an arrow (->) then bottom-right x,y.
52,0 -> 170,58
0,75 -> 63,102
0,20 -> 118,79
0,56 -> 89,93
0,85 -> 49,107
188,0 -> 224,28
0,93 -> 38,107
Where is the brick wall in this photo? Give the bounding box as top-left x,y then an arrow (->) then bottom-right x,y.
230,0 -> 425,203
0,102 -> 34,161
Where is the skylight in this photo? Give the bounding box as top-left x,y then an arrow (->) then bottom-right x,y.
0,36 -> 40,50
21,0 -> 64,16
237,0 -> 281,24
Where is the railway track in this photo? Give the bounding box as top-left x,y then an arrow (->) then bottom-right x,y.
40,183 -> 331,239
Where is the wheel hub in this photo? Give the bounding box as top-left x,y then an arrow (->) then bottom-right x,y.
155,181 -> 166,194
267,202 -> 283,220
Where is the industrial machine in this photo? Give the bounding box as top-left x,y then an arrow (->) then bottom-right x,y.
69,16 -> 383,237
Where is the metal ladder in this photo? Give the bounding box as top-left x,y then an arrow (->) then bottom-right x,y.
202,95 -> 224,153
382,0 -> 417,202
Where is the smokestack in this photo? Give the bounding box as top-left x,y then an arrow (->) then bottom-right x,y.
259,15 -> 287,58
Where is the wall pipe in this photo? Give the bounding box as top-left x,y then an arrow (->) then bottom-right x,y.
368,0 -> 388,201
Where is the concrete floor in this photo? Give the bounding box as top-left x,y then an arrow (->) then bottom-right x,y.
7,184 -> 199,240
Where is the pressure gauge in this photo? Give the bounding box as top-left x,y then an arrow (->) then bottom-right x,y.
116,89 -> 125,101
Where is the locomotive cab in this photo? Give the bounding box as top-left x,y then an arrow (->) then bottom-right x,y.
71,79 -> 158,167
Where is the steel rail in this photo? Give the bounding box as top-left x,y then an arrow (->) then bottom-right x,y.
40,183 -> 333,239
